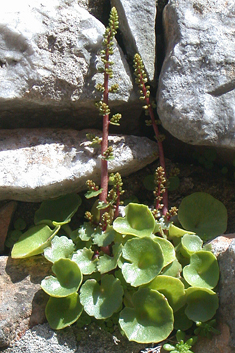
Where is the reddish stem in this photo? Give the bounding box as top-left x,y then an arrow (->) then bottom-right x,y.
141,83 -> 168,215
99,45 -> 111,205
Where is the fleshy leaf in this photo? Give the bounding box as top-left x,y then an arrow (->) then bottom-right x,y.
161,259 -> 182,278
44,235 -> 75,263
147,275 -> 186,312
72,248 -> 97,275
185,287 -> 219,322
11,225 -> 60,259
119,288 -> 174,343
97,243 -> 122,274
45,293 -> 83,329
41,258 -> 82,297
152,236 -> 175,267
92,225 -> 116,247
168,224 -> 195,238
180,234 -> 203,258
121,237 -> 164,287
178,192 -> 227,240
113,203 -> 155,237
183,250 -> 219,289
80,274 -> 123,319
34,193 -> 82,227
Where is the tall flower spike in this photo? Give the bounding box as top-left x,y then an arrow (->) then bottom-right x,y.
95,7 -> 121,219
133,53 -> 168,216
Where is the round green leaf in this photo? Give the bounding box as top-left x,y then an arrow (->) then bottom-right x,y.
72,248 -> 97,275
45,293 -> 83,329
181,234 -> 203,257
153,236 -> 175,267
183,250 -> 219,289
11,224 -> 60,258
80,274 -> 123,319
113,203 -> 155,237
44,235 -> 75,263
34,193 -> 82,227
121,237 -> 164,287
41,258 -> 82,297
119,288 -> 174,343
178,192 -> 227,240
147,275 -> 186,312
185,287 -> 219,322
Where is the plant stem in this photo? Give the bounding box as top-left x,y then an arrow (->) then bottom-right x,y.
144,92 -> 168,215
133,53 -> 168,215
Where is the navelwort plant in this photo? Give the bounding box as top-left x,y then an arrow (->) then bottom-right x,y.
10,7 -> 227,347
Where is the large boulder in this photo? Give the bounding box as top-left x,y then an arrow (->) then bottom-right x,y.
0,0 -> 141,132
0,129 -> 158,202
157,0 -> 235,149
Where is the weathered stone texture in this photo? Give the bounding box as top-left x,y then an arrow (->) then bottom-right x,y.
0,256 -> 51,348
0,0 -> 141,132
0,129 -> 158,202
157,0 -> 235,149
111,0 -> 157,81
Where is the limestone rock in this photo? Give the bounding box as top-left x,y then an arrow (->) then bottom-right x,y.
194,235 -> 235,353
3,323 -> 146,353
157,0 -> 235,149
111,0 -> 157,81
0,202 -> 17,254
0,0 -> 141,132
0,129 -> 158,202
0,256 -> 52,348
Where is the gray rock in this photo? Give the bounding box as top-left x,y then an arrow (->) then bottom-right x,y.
157,0 -> 235,149
0,0 -> 141,132
111,0 -> 157,81
3,323 -> 146,353
194,235 -> 235,353
0,129 -> 158,202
